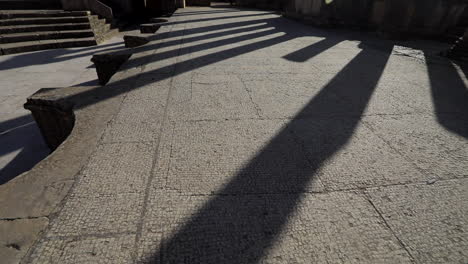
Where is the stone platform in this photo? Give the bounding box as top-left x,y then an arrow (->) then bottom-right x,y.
1,5 -> 467,264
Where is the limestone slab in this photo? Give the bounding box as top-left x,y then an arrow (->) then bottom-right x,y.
138,190 -> 411,263
72,142 -> 156,195
29,234 -> 135,264
367,179 -> 468,264
0,217 -> 48,264
363,114 -> 468,179
168,80 -> 259,121
291,117 -> 425,190
46,192 -> 143,237
153,119 -> 325,194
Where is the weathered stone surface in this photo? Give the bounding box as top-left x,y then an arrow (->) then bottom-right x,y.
28,235 -> 135,263
149,18 -> 168,24
0,37 -> 127,264
91,51 -> 132,85
137,190 -> 412,263
24,88 -> 76,151
140,24 -> 161,34
363,115 -> 468,180
3,6 -> 466,264
367,179 -> 468,263
123,34 -> 150,48
0,218 -> 48,264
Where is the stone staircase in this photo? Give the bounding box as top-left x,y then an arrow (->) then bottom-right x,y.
0,10 -> 118,55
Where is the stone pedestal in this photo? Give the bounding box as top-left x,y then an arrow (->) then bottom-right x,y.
140,23 -> 161,33
91,52 -> 131,85
24,88 -> 76,151
124,35 -> 150,48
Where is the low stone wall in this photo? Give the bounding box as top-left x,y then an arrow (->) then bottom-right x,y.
0,13 -> 171,263
275,0 -> 468,39
24,89 -> 76,151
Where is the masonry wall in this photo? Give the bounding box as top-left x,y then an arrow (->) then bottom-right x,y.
268,0 -> 468,38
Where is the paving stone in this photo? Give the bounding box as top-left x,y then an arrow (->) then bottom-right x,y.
29,235 -> 135,264
367,179 -> 468,264
137,190 -> 411,263
73,142 -> 156,195
0,218 -> 49,264
291,117 -> 424,190
364,115 -> 468,179
101,83 -> 170,142
6,6 -> 467,264
46,192 -> 143,237
139,190 -> 265,263
154,119 -> 325,194
241,74 -> 344,119
168,79 -> 259,121
262,192 -> 412,264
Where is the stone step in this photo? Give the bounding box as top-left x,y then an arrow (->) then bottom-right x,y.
0,23 -> 91,34
0,30 -> 95,44
0,16 -> 90,26
0,37 -> 97,55
0,10 -> 89,19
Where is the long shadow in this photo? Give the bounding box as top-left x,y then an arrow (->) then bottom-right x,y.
0,114 -> 48,184
3,6 -> 395,261
0,122 -> 48,184
0,114 -> 33,133
162,12 -> 276,26
66,16 -> 329,109
144,43 -> 393,263
424,53 -> 468,138
0,15 -> 287,184
68,32 -> 295,108
283,37 -> 343,62
0,41 -> 123,71
127,25 -> 282,69
172,10 -> 241,16
144,17 -> 278,42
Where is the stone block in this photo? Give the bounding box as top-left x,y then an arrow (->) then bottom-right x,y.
140,24 -> 161,34
123,34 -> 149,48
24,88 -> 76,151
149,18 -> 168,23
91,51 -> 132,85
23,86 -> 99,151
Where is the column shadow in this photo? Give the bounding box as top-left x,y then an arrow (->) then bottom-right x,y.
424,54 -> 468,138
143,43 -> 394,263
283,37 -> 343,62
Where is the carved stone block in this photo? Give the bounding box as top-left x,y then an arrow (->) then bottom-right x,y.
91,52 -> 131,85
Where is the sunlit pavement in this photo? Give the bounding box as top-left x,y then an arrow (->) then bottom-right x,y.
6,5 -> 468,263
